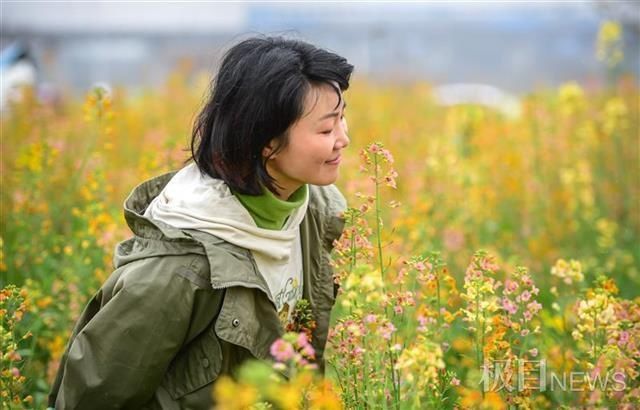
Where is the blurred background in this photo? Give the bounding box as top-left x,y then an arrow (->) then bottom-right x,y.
1,2 -> 639,408
2,1 -> 639,103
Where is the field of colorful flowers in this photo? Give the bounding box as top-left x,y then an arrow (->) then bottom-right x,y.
1,23 -> 638,409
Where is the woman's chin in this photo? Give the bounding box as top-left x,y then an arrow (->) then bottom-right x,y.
310,171 -> 340,186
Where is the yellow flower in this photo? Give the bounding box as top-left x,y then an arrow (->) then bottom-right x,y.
596,20 -> 623,67
47,335 -> 67,360
307,379 -> 343,409
602,97 -> 628,134
213,376 -> 259,410
36,296 -> 52,309
452,338 -> 472,353
268,383 -> 300,410
558,81 -> 585,116
395,335 -> 445,397
551,258 -> 584,285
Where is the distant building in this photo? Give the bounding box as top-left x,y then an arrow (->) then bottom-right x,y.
1,2 -> 638,96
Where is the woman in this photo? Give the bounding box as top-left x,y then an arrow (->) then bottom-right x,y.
48,36 -> 353,409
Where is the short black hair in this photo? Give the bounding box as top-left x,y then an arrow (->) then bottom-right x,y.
190,36 -> 354,195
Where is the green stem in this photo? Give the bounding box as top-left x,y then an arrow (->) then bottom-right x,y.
386,340 -> 400,408
362,335 -> 369,410
475,289 -> 481,369
560,301 -> 569,404
373,153 -> 384,277
475,281 -> 485,400
436,274 -> 442,328
592,310 -> 598,360
349,214 -> 357,273
330,359 -> 347,403
351,362 -> 359,407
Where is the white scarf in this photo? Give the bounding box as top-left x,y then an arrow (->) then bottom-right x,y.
144,162 -> 308,316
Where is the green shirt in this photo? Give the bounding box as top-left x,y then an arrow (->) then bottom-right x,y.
233,184 -> 308,230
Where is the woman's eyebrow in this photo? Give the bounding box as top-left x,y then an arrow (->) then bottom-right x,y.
317,101 -> 347,122
318,111 -> 340,122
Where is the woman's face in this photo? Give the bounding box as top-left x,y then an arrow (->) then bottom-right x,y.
264,82 -> 349,200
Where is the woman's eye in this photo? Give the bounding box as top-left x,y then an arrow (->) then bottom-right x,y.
321,129 -> 333,134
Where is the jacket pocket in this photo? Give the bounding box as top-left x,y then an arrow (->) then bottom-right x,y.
162,325 -> 222,400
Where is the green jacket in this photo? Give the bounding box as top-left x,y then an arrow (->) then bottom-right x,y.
48,170 -> 347,409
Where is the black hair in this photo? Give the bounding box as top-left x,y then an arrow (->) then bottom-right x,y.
190,36 -> 354,195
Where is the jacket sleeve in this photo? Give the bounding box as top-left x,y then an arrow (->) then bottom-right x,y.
49,256 -> 219,410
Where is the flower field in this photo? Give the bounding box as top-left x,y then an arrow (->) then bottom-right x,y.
1,31 -> 639,409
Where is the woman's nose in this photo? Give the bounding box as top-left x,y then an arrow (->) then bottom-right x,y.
336,118 -> 350,149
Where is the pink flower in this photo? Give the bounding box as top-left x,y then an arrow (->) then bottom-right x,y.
502,298 -> 518,315
364,314 -> 378,324
451,377 -> 461,386
302,344 -> 315,359
523,311 -> 533,322
417,315 -> 428,332
419,272 -> 435,282
443,228 -> 465,252
619,331 -> 630,347
480,257 -> 499,272
527,301 -> 542,315
394,268 -> 408,284
8,351 -> 21,361
297,332 -> 309,348
270,339 -> 295,362
504,279 -> 518,294
394,305 -> 403,315
520,290 -> 531,302
529,348 -> 538,357
380,322 -> 396,340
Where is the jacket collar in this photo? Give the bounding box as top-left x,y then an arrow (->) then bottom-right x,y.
121,169 -> 346,299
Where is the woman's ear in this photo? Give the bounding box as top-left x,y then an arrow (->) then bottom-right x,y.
262,139 -> 278,159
